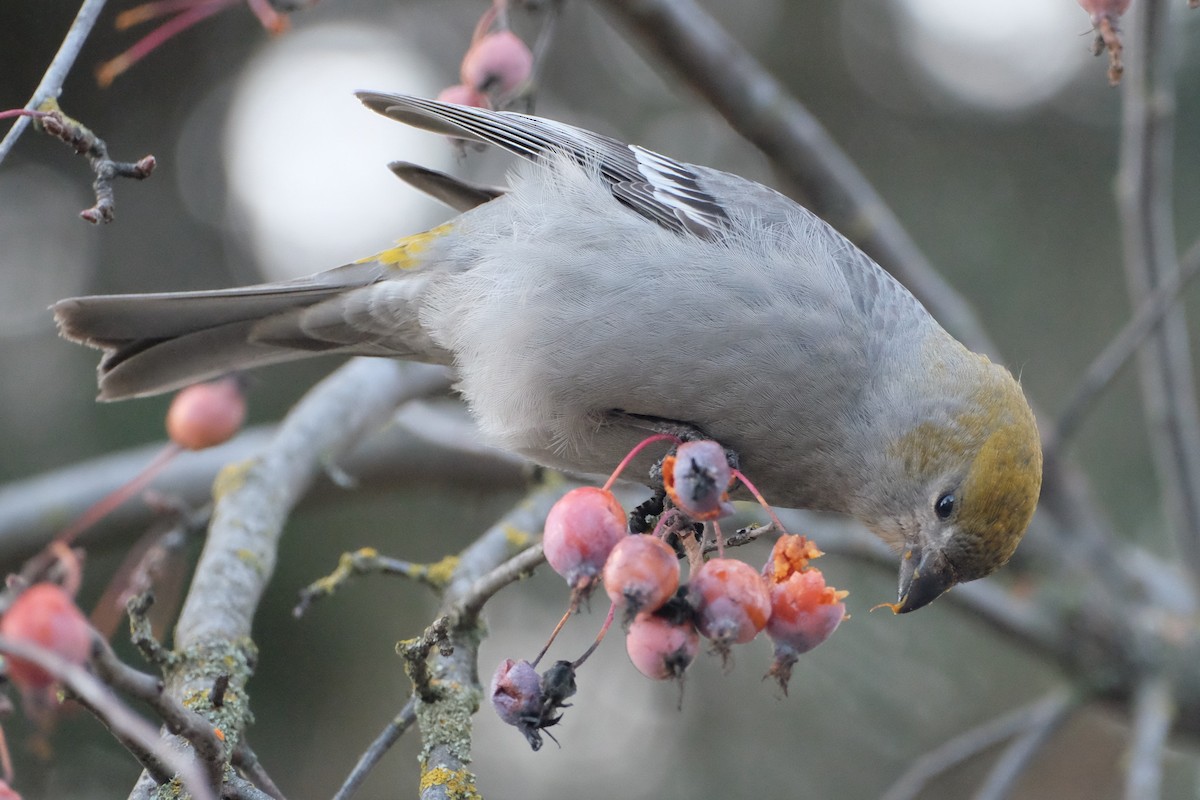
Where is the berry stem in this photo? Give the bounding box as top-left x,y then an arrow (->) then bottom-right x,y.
602,433 -> 681,492
571,600 -> 616,668
731,469 -> 787,532
532,595 -> 579,668
55,443 -> 181,546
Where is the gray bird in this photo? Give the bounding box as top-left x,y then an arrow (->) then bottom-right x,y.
53,93 -> 1042,612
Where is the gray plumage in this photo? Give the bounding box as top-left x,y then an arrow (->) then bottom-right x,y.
54,93 -> 1043,612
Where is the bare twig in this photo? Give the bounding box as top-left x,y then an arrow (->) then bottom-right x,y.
294,549 -> 458,618
1125,675 -> 1175,800
0,0 -> 108,165
972,690 -> 1076,800
1052,237 -> 1200,448
232,739 -> 288,800
331,699 -> 417,800
1116,0 -> 1200,573
881,688 -> 1077,800
0,634 -> 217,800
0,404 -> 525,564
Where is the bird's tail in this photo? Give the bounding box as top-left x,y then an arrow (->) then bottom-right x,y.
53,243 -> 443,401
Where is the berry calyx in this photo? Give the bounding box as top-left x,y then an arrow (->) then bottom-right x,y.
602,535 -> 680,619
662,440 -> 734,521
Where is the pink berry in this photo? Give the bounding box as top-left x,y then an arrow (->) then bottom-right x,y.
662,440 -> 734,521
0,583 -> 92,690
543,487 -> 627,590
460,30 -> 533,97
166,377 -> 246,450
436,84 -> 489,109
690,558 -> 770,653
625,611 -> 699,681
489,658 -> 541,728
602,535 -> 680,617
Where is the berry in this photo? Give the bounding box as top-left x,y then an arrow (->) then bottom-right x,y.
762,535 -> 847,692
690,558 -> 770,654
490,658 -> 541,728
0,583 -> 92,690
625,610 -> 699,681
662,440 -> 734,521
460,30 -> 533,97
166,377 -> 246,450
602,535 -> 680,617
543,487 -> 627,591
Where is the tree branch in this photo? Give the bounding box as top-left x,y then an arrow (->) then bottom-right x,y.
0,0 -> 109,165
1116,0 -> 1200,572
1125,675 -> 1175,800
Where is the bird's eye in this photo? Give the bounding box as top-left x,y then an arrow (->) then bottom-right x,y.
935,492 -> 956,520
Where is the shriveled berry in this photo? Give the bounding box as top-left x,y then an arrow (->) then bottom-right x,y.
543,487 -> 627,590
1077,0 -> 1130,21
662,440 -> 734,521
490,658 -> 541,728
625,611 -> 699,681
691,558 -> 770,654
602,535 -> 680,617
0,583 -> 92,690
166,377 -> 246,450
436,83 -> 489,109
461,30 -> 533,97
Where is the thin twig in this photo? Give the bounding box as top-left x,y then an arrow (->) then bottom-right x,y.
0,634 -> 217,800
1116,0 -> 1200,572
881,688 -> 1077,800
231,739 -> 288,800
0,0 -> 109,165
1052,237 -> 1200,448
972,690 -> 1076,800
331,699 -> 418,800
1125,675 -> 1175,800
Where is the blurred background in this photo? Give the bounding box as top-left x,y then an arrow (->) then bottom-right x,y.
2,0 -> 1200,797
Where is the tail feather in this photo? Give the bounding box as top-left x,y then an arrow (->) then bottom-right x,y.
51,260 -> 418,401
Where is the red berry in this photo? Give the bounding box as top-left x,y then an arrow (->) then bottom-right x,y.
662,440 -> 734,521
690,558 -> 770,652
489,658 -> 541,728
762,535 -> 847,692
436,84 -> 489,109
543,487 -> 627,590
625,611 -> 699,681
0,781 -> 20,800
460,30 -> 533,96
166,377 -> 246,450
0,583 -> 92,690
602,535 -> 680,617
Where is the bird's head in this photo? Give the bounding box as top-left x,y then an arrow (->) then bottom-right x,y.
867,350 -> 1042,613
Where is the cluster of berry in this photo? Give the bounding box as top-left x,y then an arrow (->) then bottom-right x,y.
490,438 -> 848,749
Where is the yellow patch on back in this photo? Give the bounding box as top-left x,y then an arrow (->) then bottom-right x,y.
360,223 -> 454,270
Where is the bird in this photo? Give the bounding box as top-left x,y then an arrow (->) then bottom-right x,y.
52,92 -> 1042,613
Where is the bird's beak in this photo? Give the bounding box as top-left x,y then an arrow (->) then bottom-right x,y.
895,545 -> 957,613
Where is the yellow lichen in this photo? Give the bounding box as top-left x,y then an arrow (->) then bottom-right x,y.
419,766 -> 481,799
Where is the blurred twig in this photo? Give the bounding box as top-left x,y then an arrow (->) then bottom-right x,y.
1125,675 -> 1175,800
1052,237 -> 1200,449
0,0 -> 108,165
1116,0 -> 1200,573
880,688 -> 1078,800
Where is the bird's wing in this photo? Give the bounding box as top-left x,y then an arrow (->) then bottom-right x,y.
357,92 -> 733,240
